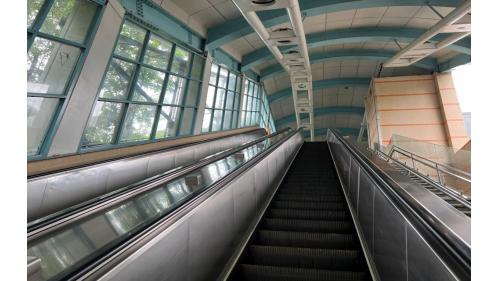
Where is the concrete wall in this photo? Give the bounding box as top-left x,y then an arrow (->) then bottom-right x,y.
366,74 -> 470,150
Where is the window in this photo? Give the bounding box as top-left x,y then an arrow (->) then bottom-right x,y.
27,0 -> 103,157
240,78 -> 262,128
81,20 -> 205,149
202,63 -> 242,132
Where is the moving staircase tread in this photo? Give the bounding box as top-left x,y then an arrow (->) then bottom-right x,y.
228,143 -> 369,281
263,218 -> 353,233
267,208 -> 349,220
237,264 -> 367,281
272,201 -> 345,210
245,245 -> 363,271
256,230 -> 355,249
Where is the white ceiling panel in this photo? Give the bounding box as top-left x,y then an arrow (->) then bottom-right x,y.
355,7 -> 388,18
384,6 -> 420,18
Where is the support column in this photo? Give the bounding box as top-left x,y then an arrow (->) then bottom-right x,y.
47,0 -> 125,156
193,52 -> 213,134
433,72 -> 470,150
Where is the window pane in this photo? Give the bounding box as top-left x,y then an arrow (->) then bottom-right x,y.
184,80 -> 200,107
99,58 -> 135,100
190,54 -> 204,80
236,76 -> 242,92
120,105 -> 156,142
132,67 -> 165,103
155,106 -> 181,139
82,101 -> 124,147
114,21 -> 146,61
27,97 -> 58,155
218,68 -> 228,88
27,37 -> 81,95
233,93 -> 241,111
143,34 -> 172,69
232,111 -> 238,128
178,108 -> 195,136
209,64 -> 218,85
248,83 -> 254,97
241,95 -> 247,113
170,47 -> 190,76
245,111 -> 251,126
228,72 -> 236,91
211,110 -> 223,131
223,110 -> 232,130
214,88 -> 226,109
202,109 -> 212,132
225,91 -> 234,110
163,75 -> 186,105
27,0 -> 45,28
206,86 -> 215,108
40,0 -> 98,44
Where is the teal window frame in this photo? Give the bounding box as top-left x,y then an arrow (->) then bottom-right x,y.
27,0 -> 105,159
80,18 -> 205,151
202,62 -> 242,133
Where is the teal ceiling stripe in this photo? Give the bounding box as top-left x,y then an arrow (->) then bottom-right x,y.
206,0 -> 463,50
268,78 -> 371,104
438,54 -> 471,72
275,106 -> 365,127
242,27 -> 470,71
261,49 -> 437,81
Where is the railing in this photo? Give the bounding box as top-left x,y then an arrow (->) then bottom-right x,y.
375,149 -> 471,208
386,145 -> 471,196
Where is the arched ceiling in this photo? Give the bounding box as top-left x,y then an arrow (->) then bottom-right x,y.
169,0 -> 471,136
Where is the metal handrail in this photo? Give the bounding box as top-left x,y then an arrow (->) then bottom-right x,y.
376,149 -> 471,207
387,145 -> 471,185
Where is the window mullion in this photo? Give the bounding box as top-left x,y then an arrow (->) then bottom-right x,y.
151,42 -> 176,140
28,0 -> 56,50
175,52 -> 196,136
114,30 -> 151,143
208,65 -> 220,132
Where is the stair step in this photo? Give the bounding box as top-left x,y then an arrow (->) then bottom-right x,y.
263,218 -> 352,233
237,264 -> 367,281
272,201 -> 345,210
245,245 -> 362,271
276,194 -> 344,202
267,209 -> 348,220
256,230 -> 356,249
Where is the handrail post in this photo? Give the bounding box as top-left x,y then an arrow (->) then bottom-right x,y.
410,153 -> 416,169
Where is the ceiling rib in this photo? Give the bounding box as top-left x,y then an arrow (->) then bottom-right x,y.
232,0 -> 315,140
384,0 -> 471,68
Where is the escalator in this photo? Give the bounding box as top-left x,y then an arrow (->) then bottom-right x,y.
228,142 -> 371,281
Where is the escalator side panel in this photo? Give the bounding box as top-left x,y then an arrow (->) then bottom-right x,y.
93,132 -> 304,281
327,133 -> 463,281
28,131 -> 264,222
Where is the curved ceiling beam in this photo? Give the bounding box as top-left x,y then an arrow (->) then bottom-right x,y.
206,0 -> 463,50
242,27 -> 470,71
275,106 -> 365,127
268,77 -> 370,104
302,127 -> 361,137
261,49 -> 437,81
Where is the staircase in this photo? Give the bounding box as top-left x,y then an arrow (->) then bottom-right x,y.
228,142 -> 371,281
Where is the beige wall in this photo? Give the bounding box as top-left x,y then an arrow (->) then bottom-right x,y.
367,74 -> 470,149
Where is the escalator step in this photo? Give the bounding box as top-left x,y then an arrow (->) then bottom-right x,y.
256,230 -> 355,249
237,264 -> 367,281
267,209 -> 348,220
278,189 -> 341,196
276,194 -> 344,202
272,201 -> 345,210
246,245 -> 362,271
263,218 -> 352,233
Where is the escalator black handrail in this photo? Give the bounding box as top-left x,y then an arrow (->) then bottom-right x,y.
28,128 -> 291,233
327,129 -> 471,280
51,128 -> 302,281
28,127 -> 265,179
